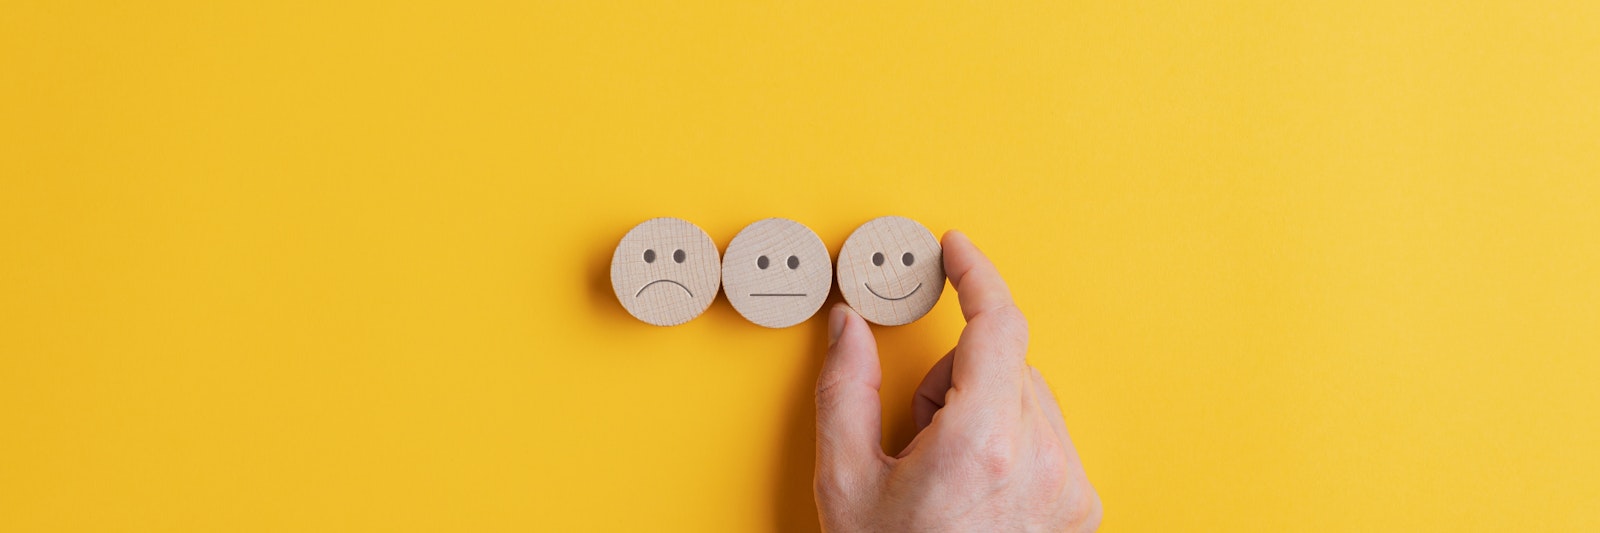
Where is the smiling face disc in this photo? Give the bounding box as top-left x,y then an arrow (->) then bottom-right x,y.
610,218 -> 721,326
836,216 -> 945,326
721,218 -> 832,328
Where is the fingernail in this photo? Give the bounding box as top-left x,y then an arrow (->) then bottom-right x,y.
827,304 -> 847,347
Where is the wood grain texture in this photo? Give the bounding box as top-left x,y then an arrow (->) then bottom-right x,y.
836,216 -> 944,326
609,217 -> 721,326
721,218 -> 832,328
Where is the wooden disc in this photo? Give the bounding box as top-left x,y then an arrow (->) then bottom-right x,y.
836,216 -> 944,326
609,218 -> 721,326
721,218 -> 832,328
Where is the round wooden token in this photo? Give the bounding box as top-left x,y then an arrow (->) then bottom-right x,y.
721,218 -> 832,328
836,216 -> 944,326
609,217 -> 721,326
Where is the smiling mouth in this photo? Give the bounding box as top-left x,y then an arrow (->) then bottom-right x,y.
864,282 -> 921,301
636,279 -> 692,297
750,293 -> 806,297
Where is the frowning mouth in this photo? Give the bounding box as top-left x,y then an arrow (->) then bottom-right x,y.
636,279 -> 692,297
864,282 -> 921,301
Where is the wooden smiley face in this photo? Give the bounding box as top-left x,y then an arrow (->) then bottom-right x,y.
836,216 -> 945,326
609,218 -> 721,326
721,218 -> 832,328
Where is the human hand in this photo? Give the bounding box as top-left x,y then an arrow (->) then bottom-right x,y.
814,230 -> 1101,532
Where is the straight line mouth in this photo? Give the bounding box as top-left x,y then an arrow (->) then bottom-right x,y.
750,293 -> 807,297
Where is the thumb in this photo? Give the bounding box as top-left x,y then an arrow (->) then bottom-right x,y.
815,303 -> 889,479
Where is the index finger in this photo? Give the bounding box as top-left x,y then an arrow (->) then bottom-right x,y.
942,230 -> 1030,398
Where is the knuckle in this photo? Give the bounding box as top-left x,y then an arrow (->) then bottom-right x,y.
812,468 -> 849,503
978,305 -> 1029,350
1034,438 -> 1070,490
1067,486 -> 1105,532
997,305 -> 1030,343
814,462 -> 883,511
970,433 -> 1016,477
814,373 -> 848,408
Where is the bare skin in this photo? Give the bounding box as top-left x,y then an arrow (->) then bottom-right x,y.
814,230 -> 1102,533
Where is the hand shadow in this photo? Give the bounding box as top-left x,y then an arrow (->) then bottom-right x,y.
872,314 -> 957,456
769,297 -> 832,533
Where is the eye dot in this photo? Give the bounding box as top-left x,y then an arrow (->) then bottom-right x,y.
673,249 -> 686,263
757,255 -> 770,269
872,252 -> 884,266
787,255 -> 799,269
902,252 -> 915,266
643,249 -> 656,263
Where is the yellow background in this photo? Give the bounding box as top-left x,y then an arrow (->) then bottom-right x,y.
3,2 -> 1597,531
